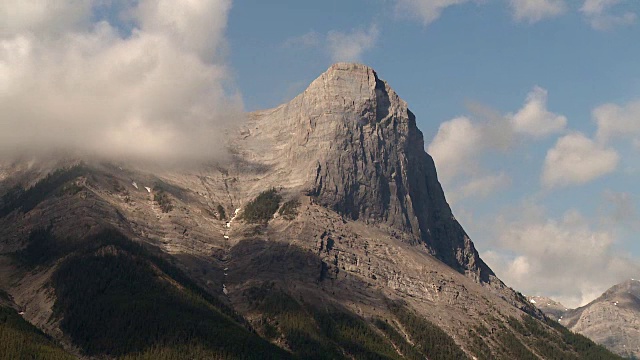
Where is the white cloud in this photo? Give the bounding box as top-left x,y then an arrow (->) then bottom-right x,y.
285,25 -> 379,63
428,117 -> 483,183
395,0 -> 472,25
0,1 -> 93,36
327,25 -> 379,62
593,100 -> 640,143
448,173 -> 511,204
542,133 -> 619,188
508,0 -> 567,23
428,86 -> 565,192
483,207 -> 640,307
0,0 -> 242,163
580,0 -> 637,30
509,86 -> 567,137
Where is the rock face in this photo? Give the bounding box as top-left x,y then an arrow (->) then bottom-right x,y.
545,280 -> 640,359
238,63 -> 495,283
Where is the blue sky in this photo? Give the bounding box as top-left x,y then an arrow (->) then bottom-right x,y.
1,0 -> 639,307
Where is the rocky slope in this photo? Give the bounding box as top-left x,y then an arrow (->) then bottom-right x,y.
0,63 -> 623,359
533,280 -> 640,359
527,296 -> 569,322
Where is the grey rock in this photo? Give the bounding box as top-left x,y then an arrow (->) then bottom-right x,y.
237,63 -> 495,284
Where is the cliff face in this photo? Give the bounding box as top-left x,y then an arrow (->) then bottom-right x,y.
237,63 -> 495,283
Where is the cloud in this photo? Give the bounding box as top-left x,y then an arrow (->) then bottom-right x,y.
580,0 -> 637,30
286,25 -> 379,63
395,0 -> 472,25
327,25 -> 379,62
483,206 -> 640,307
428,86 -> 564,194
593,99 -> 640,143
0,1 -> 93,36
601,190 -> 637,226
448,173 -> 511,204
508,86 -> 567,137
508,0 -> 567,23
0,0 -> 242,163
428,117 -> 483,183
542,133 -> 619,188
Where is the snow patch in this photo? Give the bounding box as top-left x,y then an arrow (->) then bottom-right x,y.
530,299 -> 537,304
145,186 -> 151,193
132,181 -> 138,189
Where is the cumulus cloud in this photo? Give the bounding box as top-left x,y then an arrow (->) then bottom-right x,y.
428,86 -> 564,200
593,99 -> 640,143
508,0 -> 567,23
483,207 -> 640,307
508,86 -> 567,137
286,25 -> 379,63
542,133 -> 619,188
0,0 -> 242,163
448,173 -> 511,204
428,117 -> 483,183
395,0 -> 472,25
580,0 -> 637,30
327,25 -> 379,63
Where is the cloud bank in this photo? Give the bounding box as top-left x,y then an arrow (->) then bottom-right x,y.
0,0 -> 243,163
483,205 -> 640,307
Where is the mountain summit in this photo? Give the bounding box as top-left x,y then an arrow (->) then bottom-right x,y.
238,63 -> 495,283
0,64 -> 621,359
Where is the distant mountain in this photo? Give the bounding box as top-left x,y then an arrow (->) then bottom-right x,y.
0,63 -> 622,359
530,280 -> 640,359
527,296 -> 569,322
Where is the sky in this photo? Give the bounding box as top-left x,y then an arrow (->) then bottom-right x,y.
1,0 -> 639,307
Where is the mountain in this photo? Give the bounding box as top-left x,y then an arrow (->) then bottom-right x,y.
527,296 -> 569,323
532,280 -> 640,359
0,63 -> 622,359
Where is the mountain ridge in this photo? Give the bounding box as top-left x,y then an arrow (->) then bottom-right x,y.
531,279 -> 640,359
0,63 -> 622,359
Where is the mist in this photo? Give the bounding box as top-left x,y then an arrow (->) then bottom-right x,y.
0,0 -> 244,164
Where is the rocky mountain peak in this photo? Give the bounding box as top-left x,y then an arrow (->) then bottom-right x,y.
238,63 -> 497,285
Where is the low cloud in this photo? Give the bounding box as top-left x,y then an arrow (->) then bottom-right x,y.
0,0 -> 243,163
327,25 -> 379,63
542,133 -> 619,188
286,25 -> 379,63
508,0 -> 567,23
483,206 -> 640,307
448,173 -> 511,204
428,116 -> 483,183
580,0 -> 637,30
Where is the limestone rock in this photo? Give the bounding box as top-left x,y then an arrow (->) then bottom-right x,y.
237,63 -> 495,283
